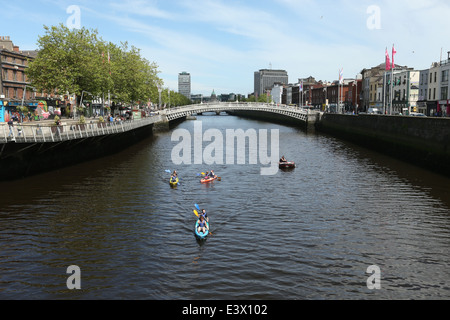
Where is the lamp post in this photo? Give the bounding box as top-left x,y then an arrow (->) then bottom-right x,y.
158,86 -> 162,110
21,85 -> 35,123
79,91 -> 92,119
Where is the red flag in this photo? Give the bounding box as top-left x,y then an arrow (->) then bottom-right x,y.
392,45 -> 397,69
385,48 -> 391,71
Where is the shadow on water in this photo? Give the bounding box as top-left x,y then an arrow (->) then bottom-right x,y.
316,131 -> 450,211
0,134 -> 160,209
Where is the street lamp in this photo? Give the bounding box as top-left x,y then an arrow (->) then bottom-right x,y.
158,86 -> 162,110
21,85 -> 36,123
79,91 -> 92,119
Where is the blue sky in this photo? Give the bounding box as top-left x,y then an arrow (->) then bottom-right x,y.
2,0 -> 450,96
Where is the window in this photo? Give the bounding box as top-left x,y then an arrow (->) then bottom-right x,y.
442,70 -> 449,82
435,72 -> 437,83
430,73 -> 433,83
441,87 -> 448,100
429,88 -> 432,100
433,88 -> 436,100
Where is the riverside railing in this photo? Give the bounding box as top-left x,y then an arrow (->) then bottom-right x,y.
0,114 -> 163,144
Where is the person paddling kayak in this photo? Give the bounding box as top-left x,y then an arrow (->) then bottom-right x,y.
200,209 -> 209,222
197,215 -> 209,234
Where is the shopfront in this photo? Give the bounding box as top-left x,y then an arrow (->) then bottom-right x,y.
0,100 -> 4,122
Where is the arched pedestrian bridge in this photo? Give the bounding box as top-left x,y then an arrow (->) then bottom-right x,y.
163,102 -> 321,124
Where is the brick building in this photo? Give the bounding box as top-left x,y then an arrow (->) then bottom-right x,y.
0,36 -> 37,104
0,36 -> 67,122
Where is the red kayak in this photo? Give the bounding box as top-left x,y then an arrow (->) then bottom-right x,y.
279,162 -> 296,169
201,176 -> 218,184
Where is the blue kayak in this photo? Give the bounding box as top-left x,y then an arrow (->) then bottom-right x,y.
195,221 -> 210,239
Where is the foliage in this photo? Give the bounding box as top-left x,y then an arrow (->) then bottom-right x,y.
26,24 -> 163,106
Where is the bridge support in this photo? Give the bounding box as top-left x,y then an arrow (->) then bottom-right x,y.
153,115 -> 170,132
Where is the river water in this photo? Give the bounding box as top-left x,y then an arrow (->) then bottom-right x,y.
0,113 -> 449,300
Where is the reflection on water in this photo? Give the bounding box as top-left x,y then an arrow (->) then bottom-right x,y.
0,115 -> 449,300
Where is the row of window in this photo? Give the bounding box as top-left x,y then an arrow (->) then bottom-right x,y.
420,70 -> 449,85
419,87 -> 449,101
0,87 -> 31,99
2,56 -> 28,66
2,68 -> 27,82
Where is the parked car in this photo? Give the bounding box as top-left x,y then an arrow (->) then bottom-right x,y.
410,112 -> 426,117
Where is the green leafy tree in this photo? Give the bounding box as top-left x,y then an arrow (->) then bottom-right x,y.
27,24 -> 162,107
27,24 -> 105,97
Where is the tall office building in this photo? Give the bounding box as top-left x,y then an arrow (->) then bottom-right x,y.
254,69 -> 288,98
178,72 -> 191,99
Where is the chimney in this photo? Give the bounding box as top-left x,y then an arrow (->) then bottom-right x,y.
13,45 -> 20,52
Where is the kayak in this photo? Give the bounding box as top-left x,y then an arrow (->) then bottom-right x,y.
200,176 -> 217,184
169,178 -> 179,187
195,221 -> 210,239
279,162 -> 296,169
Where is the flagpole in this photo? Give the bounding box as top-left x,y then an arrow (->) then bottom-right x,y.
390,44 -> 397,115
384,71 -> 386,114
338,69 -> 340,114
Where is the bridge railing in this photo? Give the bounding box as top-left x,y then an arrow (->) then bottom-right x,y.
164,102 -> 312,114
0,114 -> 163,144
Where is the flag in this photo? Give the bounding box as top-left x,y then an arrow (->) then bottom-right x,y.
385,48 -> 391,71
300,80 -> 303,92
339,68 -> 344,84
392,45 -> 397,69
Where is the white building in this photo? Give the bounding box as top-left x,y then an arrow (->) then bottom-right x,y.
438,58 -> 450,116
271,84 -> 283,105
385,68 -> 419,115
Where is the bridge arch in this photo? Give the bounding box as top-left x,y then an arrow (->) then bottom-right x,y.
162,102 -> 321,125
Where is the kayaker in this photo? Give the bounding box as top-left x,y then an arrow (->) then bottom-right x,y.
201,209 -> 209,222
172,170 -> 178,177
197,215 -> 209,234
280,156 -> 287,163
208,170 -> 216,178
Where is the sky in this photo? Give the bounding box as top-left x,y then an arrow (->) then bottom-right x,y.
2,0 -> 450,96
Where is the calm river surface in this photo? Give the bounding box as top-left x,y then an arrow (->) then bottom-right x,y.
0,114 -> 449,300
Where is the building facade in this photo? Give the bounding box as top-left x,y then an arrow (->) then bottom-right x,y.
0,36 -> 37,104
438,56 -> 450,116
418,68 -> 429,114
254,69 -> 288,98
178,72 -> 191,100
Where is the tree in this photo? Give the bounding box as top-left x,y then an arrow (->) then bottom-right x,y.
27,24 -> 105,98
26,24 -> 162,107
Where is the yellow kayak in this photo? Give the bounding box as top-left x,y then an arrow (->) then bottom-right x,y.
169,177 -> 179,187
